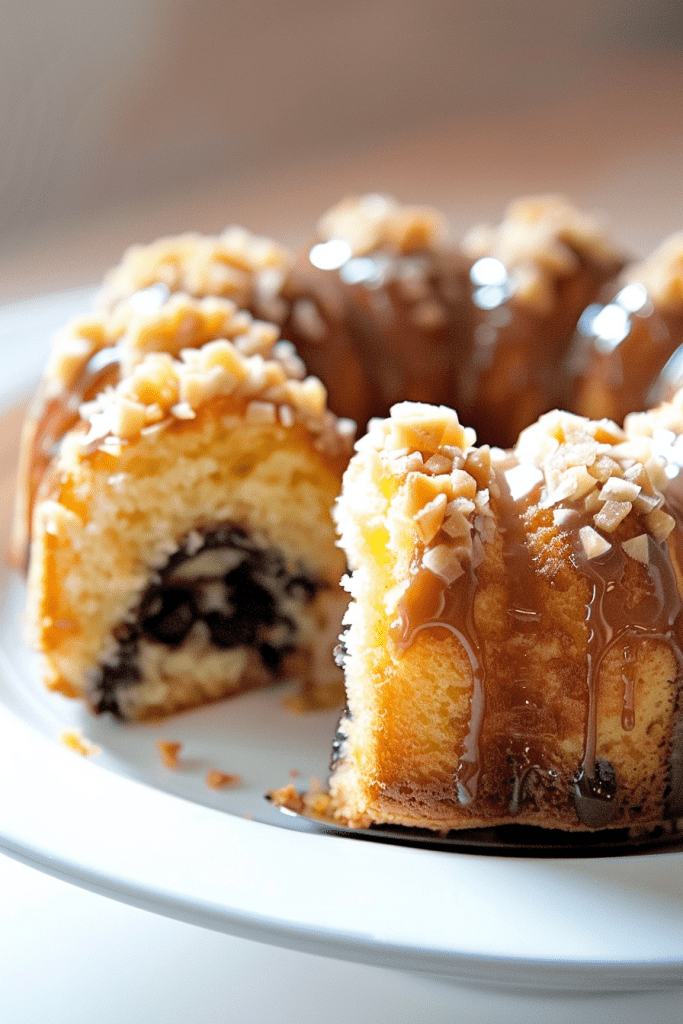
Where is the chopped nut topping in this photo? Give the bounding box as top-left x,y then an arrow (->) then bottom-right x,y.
388,401 -> 474,455
584,489 -> 603,514
68,297 -> 354,461
579,525 -> 612,560
423,453 -> 453,475
633,492 -> 662,515
588,454 -> 622,483
442,505 -> 472,540
403,472 -> 453,518
245,400 -> 277,425
96,227 -> 290,315
317,194 -> 447,258
598,477 -> 641,503
414,493 -> 448,545
462,196 -> 623,313
622,534 -> 650,564
342,403 -> 491,587
449,469 -> 478,500
623,462 -> 656,495
422,543 -> 466,584
593,500 -> 632,533
514,407 -> 683,547
646,507 -> 676,542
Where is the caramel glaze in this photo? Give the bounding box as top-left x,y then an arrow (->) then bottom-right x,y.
10,350 -> 121,570
394,458 -> 683,829
463,249 -> 625,449
293,242 -> 622,448
571,284 -> 683,425
282,248 -> 477,434
14,233 -> 625,567
393,562 -> 484,805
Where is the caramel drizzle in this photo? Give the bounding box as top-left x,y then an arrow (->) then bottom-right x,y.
573,528 -> 683,826
390,453 -> 683,826
393,563 -> 483,804
12,348 -> 122,569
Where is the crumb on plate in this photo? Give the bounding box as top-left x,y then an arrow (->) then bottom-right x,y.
206,769 -> 241,790
155,739 -> 182,768
268,780 -> 332,820
59,728 -> 101,757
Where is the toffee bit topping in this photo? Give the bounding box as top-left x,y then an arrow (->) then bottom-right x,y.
516,408 -> 680,549
462,195 -> 623,314
69,297 -> 354,460
646,507 -> 676,542
622,534 -> 650,564
598,476 -> 641,503
579,526 -> 612,560
422,543 -> 466,584
341,402 -> 492,586
593,500 -> 632,534
96,227 -> 290,314
47,293 -> 278,397
316,194 -> 448,258
622,231 -> 683,310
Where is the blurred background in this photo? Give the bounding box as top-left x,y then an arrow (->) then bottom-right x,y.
1,0 -> 683,301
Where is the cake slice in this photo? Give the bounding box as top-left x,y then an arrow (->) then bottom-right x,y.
329,401 -> 683,831
22,294 -> 353,720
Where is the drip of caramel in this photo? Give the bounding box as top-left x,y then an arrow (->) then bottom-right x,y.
390,454 -> 683,828
393,563 -> 483,804
11,349 -> 121,569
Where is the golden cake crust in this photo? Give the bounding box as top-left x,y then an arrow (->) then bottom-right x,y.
330,402 -> 683,832
24,295 -> 353,720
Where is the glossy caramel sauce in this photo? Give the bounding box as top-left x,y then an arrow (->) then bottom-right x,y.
300,238 -> 620,446
11,349 -> 121,568
571,281 -> 683,425
287,245 -> 476,434
392,456 -> 683,828
464,249 -> 624,448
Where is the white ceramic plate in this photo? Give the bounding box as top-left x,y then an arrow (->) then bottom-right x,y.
1,290 -> 683,993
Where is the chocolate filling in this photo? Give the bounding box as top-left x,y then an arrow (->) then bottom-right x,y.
90,525 -> 322,718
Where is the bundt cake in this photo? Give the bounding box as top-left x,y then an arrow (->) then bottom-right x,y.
14,191 -> 683,837
93,194 -> 628,445
19,291 -> 352,720
327,400 -> 683,832
571,231 -> 683,424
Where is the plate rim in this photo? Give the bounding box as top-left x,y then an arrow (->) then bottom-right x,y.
2,289 -> 683,992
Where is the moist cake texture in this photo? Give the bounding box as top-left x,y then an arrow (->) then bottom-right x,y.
23,293 -> 352,720
329,401 -> 683,831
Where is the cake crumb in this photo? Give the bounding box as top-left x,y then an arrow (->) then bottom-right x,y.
289,768 -> 300,778
268,783 -> 306,813
268,780 -> 333,820
60,728 -> 101,757
156,739 -> 182,768
206,769 -> 241,790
